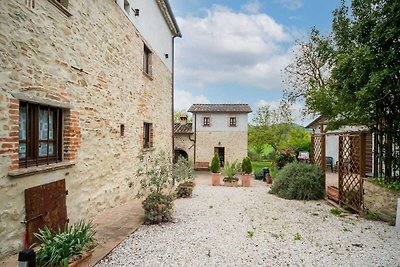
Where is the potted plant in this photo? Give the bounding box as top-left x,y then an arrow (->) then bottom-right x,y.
241,157 -> 252,187
210,153 -> 221,186
130,151 -> 194,224
327,185 -> 339,203
174,156 -> 195,198
132,151 -> 175,224
222,160 -> 240,187
33,220 -> 96,267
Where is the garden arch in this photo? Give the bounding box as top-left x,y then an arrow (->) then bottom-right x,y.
311,131 -> 370,212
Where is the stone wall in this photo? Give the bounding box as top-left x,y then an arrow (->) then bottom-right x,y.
195,131 -> 248,168
363,179 -> 400,223
174,134 -> 195,163
0,0 -> 172,257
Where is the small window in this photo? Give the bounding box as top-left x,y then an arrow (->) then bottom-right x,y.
229,117 -> 237,127
203,117 -> 210,127
120,124 -> 125,137
19,102 -> 63,168
124,0 -> 130,14
48,0 -> 72,16
143,123 -> 153,149
143,44 -> 152,76
56,0 -> 68,8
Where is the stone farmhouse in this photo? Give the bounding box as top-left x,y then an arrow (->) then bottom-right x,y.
0,0 -> 180,257
174,104 -> 252,169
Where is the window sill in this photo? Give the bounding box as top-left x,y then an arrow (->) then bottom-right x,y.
48,0 -> 72,17
8,161 -> 76,178
142,147 -> 155,153
142,71 -> 153,81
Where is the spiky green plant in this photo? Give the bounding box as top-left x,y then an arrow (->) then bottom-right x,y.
33,220 -> 96,267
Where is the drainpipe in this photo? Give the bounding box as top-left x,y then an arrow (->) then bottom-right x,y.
171,30 -> 182,159
165,0 -> 181,160
193,113 -> 197,166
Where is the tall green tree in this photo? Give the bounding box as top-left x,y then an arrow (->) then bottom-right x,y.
284,0 -> 400,181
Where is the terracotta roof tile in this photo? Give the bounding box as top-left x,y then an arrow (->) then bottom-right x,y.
174,123 -> 193,134
187,104 -> 252,113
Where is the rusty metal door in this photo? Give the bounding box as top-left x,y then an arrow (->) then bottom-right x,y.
25,179 -> 67,245
338,134 -> 365,212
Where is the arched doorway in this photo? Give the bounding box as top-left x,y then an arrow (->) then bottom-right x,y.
174,149 -> 188,163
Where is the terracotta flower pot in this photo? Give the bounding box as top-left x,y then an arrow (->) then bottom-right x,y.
327,185 -> 339,203
241,173 -> 251,187
223,178 -> 239,187
211,172 -> 221,186
68,251 -> 93,267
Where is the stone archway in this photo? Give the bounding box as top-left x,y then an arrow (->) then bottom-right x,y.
174,149 -> 188,163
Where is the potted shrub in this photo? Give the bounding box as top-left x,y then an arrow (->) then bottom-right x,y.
130,151 -> 193,224
241,157 -> 252,187
174,156 -> 195,198
222,160 -> 240,187
33,220 -> 96,267
210,153 -> 221,186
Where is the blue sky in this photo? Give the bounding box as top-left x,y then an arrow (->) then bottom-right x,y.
170,0 -> 343,124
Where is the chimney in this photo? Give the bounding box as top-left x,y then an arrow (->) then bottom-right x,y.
180,115 -> 187,125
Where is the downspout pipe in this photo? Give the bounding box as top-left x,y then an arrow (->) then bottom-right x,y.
171,34 -> 181,160
165,0 -> 182,38
166,0 -> 181,161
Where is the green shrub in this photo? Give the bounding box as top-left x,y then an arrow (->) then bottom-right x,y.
247,150 -> 259,161
275,148 -> 296,169
270,162 -> 324,200
242,157 -> 253,174
262,151 -> 276,161
130,151 -> 194,224
372,177 -> 400,191
173,156 -> 194,184
34,220 -> 96,267
175,181 -> 196,198
210,153 -> 221,173
142,192 -> 175,224
254,170 -> 263,180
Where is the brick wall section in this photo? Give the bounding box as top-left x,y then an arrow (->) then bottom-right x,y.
64,110 -> 81,161
0,99 -> 19,171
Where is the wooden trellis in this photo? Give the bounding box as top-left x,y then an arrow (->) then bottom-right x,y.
338,133 -> 365,212
310,134 -> 326,177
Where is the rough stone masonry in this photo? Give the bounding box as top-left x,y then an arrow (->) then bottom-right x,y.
0,0 -> 173,257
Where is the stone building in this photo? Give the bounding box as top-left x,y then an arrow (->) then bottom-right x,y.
174,104 -> 252,169
0,0 -> 180,257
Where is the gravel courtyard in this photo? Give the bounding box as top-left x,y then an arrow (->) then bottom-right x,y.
96,173 -> 400,267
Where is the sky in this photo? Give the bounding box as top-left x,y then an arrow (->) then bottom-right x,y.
170,0 -> 343,125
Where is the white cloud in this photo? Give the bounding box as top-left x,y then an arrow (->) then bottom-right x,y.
174,89 -> 210,111
175,5 -> 294,91
242,1 -> 262,14
274,0 -> 303,10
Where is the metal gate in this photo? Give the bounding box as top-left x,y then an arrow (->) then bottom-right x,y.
25,179 -> 68,245
338,133 -> 365,212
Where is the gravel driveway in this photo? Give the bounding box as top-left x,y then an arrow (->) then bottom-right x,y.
96,173 -> 400,267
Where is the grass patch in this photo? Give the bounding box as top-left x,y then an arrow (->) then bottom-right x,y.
247,231 -> 254,238
251,160 -> 278,180
330,208 -> 342,216
294,232 -> 301,241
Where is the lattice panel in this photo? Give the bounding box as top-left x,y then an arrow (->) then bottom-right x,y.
339,134 -> 363,212
310,134 -> 325,172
